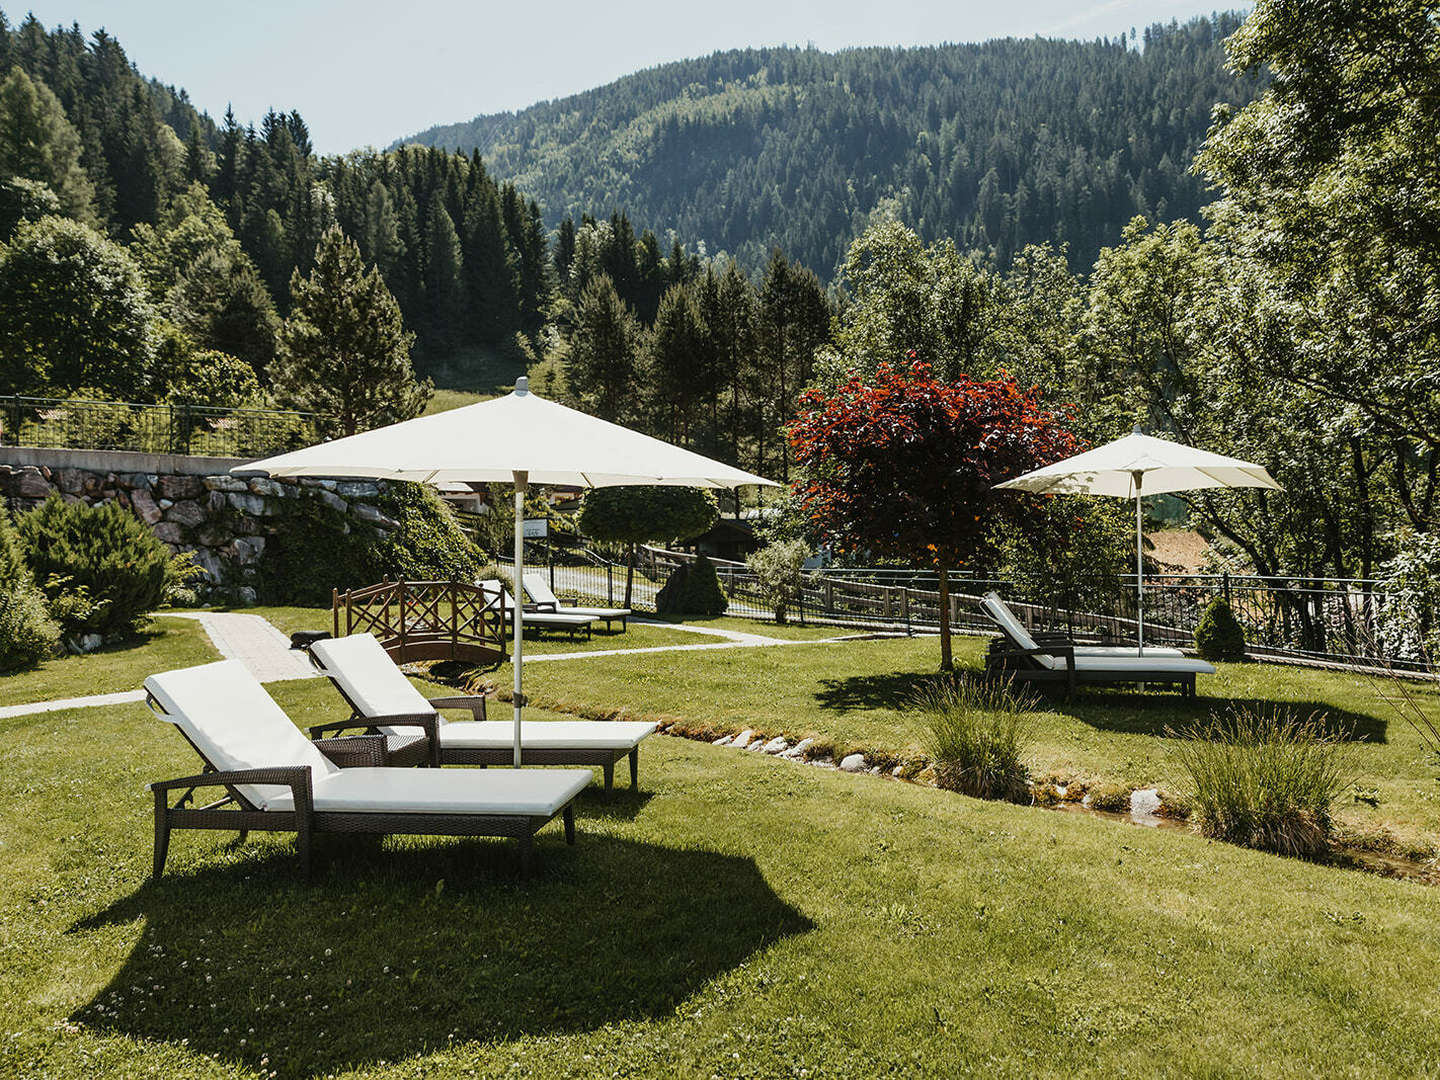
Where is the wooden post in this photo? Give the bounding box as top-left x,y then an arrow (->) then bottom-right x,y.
332,588 -> 340,639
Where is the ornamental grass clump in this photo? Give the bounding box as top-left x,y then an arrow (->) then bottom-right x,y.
1169,705 -> 1354,859
910,675 -> 1035,801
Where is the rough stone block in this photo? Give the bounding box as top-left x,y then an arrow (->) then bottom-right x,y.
226,492 -> 267,517
247,478 -> 282,497
352,503 -> 399,529
130,489 -> 164,525
203,475 -> 248,492
152,522 -> 184,544
336,481 -> 380,498
166,500 -> 207,528
157,474 -> 204,500
15,467 -> 52,499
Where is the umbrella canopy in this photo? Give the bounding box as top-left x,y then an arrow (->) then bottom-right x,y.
237,377 -> 777,763
993,429 -> 1282,499
235,378 -> 773,489
993,428 -> 1281,650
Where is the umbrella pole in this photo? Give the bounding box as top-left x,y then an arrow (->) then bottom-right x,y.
512,471 -> 527,767
1134,471 -> 1145,654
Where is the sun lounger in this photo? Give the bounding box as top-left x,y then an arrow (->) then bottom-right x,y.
482,579 -> 596,639
979,592 -> 1213,698
306,633 -> 656,789
523,573 -> 631,630
144,660 -> 591,876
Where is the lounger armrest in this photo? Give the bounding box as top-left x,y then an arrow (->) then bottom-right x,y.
308,718 -> 379,738
147,766 -> 314,814
357,711 -> 441,767
313,734 -> 388,768
428,694 -> 492,721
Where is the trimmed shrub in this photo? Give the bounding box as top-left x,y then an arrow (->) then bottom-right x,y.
1169,705 -> 1354,858
17,496 -> 172,638
0,497 -> 59,669
910,675 -> 1034,801
746,539 -> 810,624
1194,597 -> 1246,661
681,554 -> 728,615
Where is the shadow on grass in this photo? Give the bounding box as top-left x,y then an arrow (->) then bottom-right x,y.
812,672 -> 1388,743
71,834 -> 810,1077
1059,691 -> 1388,743
813,671 -> 942,712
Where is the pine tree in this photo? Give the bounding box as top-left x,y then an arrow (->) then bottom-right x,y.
567,274 -> 640,422
273,226 -> 431,434
0,67 -> 94,221
647,284 -> 707,443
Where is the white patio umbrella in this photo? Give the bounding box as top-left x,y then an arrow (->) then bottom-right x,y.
236,377 -> 777,764
993,427 -> 1281,650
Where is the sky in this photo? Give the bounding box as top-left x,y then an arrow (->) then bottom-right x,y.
12,0 -> 1221,154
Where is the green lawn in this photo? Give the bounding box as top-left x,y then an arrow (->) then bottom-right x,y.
0,616 -> 219,707
2,672 -> 1438,1078
498,634 -> 1440,848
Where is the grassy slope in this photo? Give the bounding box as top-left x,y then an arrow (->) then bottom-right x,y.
0,616 -> 219,707
505,635 -> 1440,845
1,672 -> 1437,1078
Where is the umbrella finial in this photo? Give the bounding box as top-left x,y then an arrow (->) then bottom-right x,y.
514,376 -> 529,396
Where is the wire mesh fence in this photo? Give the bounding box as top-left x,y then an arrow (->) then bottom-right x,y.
511,546 -> 1427,672
0,395 -> 331,458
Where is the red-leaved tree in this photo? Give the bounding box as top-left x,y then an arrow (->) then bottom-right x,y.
788,360 -> 1082,669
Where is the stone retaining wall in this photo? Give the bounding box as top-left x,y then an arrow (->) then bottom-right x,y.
0,454 -> 400,604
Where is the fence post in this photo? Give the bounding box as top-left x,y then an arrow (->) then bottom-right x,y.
901,587 -> 910,634
823,577 -> 834,614
1223,572 -> 1231,606
607,562 -> 614,606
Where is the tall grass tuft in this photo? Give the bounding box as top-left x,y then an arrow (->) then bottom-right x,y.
910,676 -> 1035,802
1169,706 -> 1354,858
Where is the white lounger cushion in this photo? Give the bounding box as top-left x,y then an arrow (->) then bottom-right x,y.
434,720 -> 655,752
481,581 -> 595,626
1047,654 -> 1216,674
311,632 -> 656,751
265,766 -> 592,816
146,660 -> 340,809
981,592 -> 1184,659
523,573 -> 631,619
310,633 -> 433,730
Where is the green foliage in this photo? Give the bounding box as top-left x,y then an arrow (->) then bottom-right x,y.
0,67 -> 93,222
273,226 -> 431,435
0,497 -> 59,670
403,17 -> 1257,275
1086,782 -> 1133,813
577,486 -> 719,547
910,675 -> 1034,801
1169,706 -> 1354,858
0,215 -> 155,397
681,554 -> 728,616
1376,533 -> 1440,664
566,274 -> 641,422
16,496 -> 173,638
152,327 -> 261,408
0,176 -> 60,241
746,539 -> 810,624
257,482 -> 482,606
657,554 -> 729,616
1194,597 -> 1247,662
993,495 -> 1134,616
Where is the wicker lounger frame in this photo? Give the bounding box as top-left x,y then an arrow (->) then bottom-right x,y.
297,641 -> 644,790
983,639 -> 1199,700
145,698 -> 575,879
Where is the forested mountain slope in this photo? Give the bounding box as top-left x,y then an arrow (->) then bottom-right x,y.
398,15 -> 1262,275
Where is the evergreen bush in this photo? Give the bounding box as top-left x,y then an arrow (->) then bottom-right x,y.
681,554 -> 728,615
17,496 -> 171,639
0,497 -> 59,669
1194,597 -> 1246,661
746,539 -> 810,623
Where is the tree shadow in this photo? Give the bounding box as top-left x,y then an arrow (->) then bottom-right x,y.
1051,691 -> 1388,743
70,835 -> 810,1077
813,672 -> 938,712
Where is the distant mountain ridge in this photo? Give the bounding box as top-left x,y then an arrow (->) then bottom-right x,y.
396,15 -> 1262,276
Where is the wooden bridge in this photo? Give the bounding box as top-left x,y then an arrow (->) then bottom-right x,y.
331,579 -> 506,666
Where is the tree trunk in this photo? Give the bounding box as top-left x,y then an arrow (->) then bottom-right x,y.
937,564 -> 953,671
625,542 -> 636,609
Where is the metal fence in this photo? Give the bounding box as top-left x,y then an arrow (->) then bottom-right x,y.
512,546 -> 1429,673
0,395 -> 331,458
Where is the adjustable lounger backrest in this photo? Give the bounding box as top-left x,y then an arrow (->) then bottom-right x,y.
522,573 -> 560,608
308,633 -> 437,737
145,660 -> 340,809
981,592 -> 1060,671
